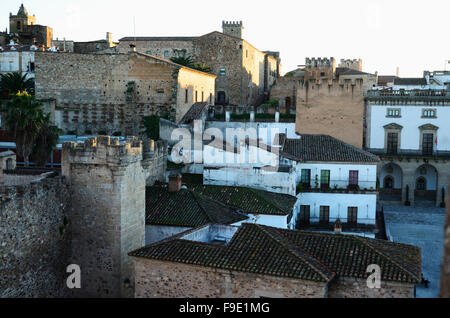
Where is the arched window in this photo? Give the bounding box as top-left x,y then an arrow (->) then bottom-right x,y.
384,176 -> 394,189
416,177 -> 427,191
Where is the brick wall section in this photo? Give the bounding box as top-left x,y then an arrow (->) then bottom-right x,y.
440,181 -> 450,297
328,277 -> 415,298
0,176 -> 71,297
133,258 -> 328,298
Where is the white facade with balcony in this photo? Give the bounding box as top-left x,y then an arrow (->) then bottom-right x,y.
365,89 -> 450,207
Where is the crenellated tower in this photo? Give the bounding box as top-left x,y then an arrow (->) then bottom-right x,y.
62,136 -> 146,298
222,20 -> 244,39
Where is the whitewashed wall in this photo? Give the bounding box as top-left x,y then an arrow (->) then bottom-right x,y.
235,214 -> 290,229
296,162 -> 377,190
205,122 -> 299,146
0,51 -> 35,79
295,192 -> 377,225
368,103 -> 450,151
145,225 -> 191,245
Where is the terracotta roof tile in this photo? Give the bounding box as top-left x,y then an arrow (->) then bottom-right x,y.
130,223 -> 421,284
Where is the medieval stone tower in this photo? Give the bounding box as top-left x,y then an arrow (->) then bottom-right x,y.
222,21 -> 244,39
62,136 -> 146,298
9,4 -> 36,34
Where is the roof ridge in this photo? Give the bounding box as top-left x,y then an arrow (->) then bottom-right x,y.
254,224 -> 335,282
352,236 -> 421,282
189,191 -> 216,224
247,188 -> 285,213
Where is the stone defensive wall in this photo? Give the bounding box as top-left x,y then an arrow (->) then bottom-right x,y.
0,172 -> 71,297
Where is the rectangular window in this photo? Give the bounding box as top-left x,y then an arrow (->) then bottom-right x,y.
422,109 -> 436,118
146,50 -> 151,55
195,91 -> 198,102
422,133 -> 434,155
387,132 -> 398,154
387,108 -> 401,117
298,205 -> 310,226
320,170 -> 330,189
202,91 -> 204,102
209,93 -> 212,104
347,207 -> 358,225
300,169 -> 311,186
349,170 -> 359,187
319,206 -> 330,224
219,68 -> 226,76
185,89 -> 188,103
164,50 -> 169,58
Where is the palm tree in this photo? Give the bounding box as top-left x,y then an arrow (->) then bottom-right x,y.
170,56 -> 194,67
170,56 -> 212,73
192,63 -> 212,73
0,72 -> 35,97
5,91 -> 46,166
31,115 -> 62,167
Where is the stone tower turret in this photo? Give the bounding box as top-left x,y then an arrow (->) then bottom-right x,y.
9,4 -> 36,34
62,136 -> 146,298
222,21 -> 244,39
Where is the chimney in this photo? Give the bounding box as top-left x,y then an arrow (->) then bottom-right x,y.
275,110 -> 280,123
334,218 -> 342,234
250,110 -> 255,122
106,32 -> 112,43
168,174 -> 182,192
225,110 -> 231,122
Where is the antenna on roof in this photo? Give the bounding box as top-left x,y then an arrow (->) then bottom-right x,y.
133,16 -> 136,49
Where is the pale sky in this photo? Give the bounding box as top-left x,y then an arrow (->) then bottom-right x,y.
2,0 -> 449,76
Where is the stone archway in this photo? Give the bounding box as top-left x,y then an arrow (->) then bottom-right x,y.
414,164 -> 438,204
379,163 -> 403,201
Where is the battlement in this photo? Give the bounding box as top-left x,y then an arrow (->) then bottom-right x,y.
305,57 -> 336,68
63,135 -> 143,167
222,20 -> 244,39
339,58 -> 362,71
222,20 -> 243,27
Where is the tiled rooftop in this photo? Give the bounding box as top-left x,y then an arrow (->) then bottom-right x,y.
190,185 -> 297,216
146,187 -> 248,227
130,223 -> 422,284
281,134 -> 379,163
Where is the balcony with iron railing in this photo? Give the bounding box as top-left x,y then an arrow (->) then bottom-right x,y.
365,89 -> 450,100
296,179 -> 377,195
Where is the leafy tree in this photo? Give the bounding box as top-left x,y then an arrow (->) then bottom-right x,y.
30,116 -> 62,167
0,72 -> 35,97
5,91 -> 46,166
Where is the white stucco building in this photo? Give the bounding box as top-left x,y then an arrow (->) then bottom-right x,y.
202,133 -> 380,235
0,49 -> 36,79
365,89 -> 450,207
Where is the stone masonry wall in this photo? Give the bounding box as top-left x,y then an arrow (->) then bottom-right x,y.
35,52 -> 177,135
193,33 -> 244,106
0,176 -> 71,298
134,258 -> 328,298
328,277 -> 415,298
62,136 -> 146,298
